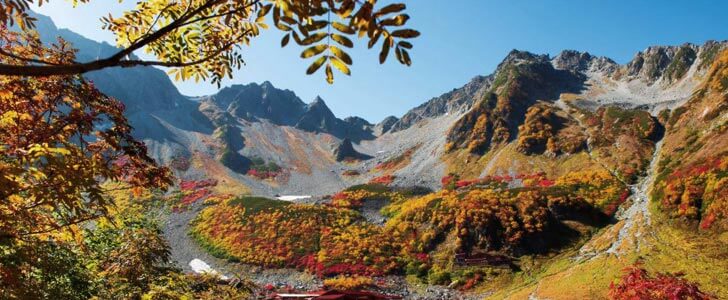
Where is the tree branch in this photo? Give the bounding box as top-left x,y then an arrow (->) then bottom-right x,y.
0,0 -> 232,76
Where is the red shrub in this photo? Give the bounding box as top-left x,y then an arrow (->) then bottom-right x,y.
461,273 -> 482,290
247,169 -> 280,180
609,264 -> 713,300
180,179 -> 217,191
538,179 -> 555,187
441,175 -> 455,187
413,253 -> 429,263
604,189 -> 631,217
700,212 -> 716,230
180,189 -> 211,206
370,175 -> 395,185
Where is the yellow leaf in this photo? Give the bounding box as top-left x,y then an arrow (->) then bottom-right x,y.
306,56 -> 327,75
330,57 -> 351,76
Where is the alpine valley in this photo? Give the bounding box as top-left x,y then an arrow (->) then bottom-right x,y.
33,12 -> 728,299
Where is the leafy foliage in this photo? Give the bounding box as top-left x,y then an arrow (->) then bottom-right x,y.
0,0 -> 420,84
653,156 -> 727,229
369,174 -> 396,185
247,156 -> 283,179
0,26 -> 171,241
193,173 -> 616,285
609,264 -> 713,300
374,144 -> 420,172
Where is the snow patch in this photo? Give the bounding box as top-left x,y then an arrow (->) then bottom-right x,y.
276,195 -> 312,201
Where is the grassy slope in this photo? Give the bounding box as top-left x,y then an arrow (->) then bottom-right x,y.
485,201 -> 728,299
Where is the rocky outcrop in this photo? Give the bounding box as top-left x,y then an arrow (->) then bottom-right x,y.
296,97 -> 341,133
618,42 -> 727,84
388,75 -> 494,133
374,116 -> 399,135
206,81 -> 307,125
333,139 -> 372,162
552,50 -> 618,74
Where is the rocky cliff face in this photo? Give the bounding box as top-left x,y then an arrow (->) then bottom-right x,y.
388,75 -> 494,133
202,84 -> 375,141
333,138 -> 373,162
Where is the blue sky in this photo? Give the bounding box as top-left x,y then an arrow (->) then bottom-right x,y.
37,1 -> 728,123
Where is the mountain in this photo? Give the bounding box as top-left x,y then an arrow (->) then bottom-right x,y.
387,75 -> 494,133
23,12 -> 728,299
201,83 -> 375,141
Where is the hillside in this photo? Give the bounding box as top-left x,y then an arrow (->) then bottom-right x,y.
28,11 -> 728,299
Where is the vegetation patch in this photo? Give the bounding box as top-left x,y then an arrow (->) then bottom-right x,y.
246,156 -> 283,179
342,170 -> 361,176
609,263 -> 713,300
374,144 -> 421,172
369,175 -> 396,185
653,155 -> 727,229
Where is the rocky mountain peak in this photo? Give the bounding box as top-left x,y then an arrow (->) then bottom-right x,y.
496,50 -> 550,71
552,50 -> 618,74
211,82 -> 306,125
552,50 -> 594,71
295,96 -> 340,134
620,42 -> 728,83
333,138 -> 372,162
388,75 -> 493,133
374,116 -> 399,135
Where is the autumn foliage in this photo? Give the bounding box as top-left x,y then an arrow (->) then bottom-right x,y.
370,175 -> 396,185
0,26 -> 171,241
609,264 -> 713,300
654,156 -> 727,229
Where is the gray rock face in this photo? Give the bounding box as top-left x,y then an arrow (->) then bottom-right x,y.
296,96 -> 341,133
374,116 -> 399,135
622,42 -> 727,84
333,138 -> 372,162
388,75 -> 493,133
207,82 -> 307,125
552,50 -> 619,74
202,84 -> 375,141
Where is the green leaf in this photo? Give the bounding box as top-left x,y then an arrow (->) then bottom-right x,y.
332,21 -> 355,34
307,56 -> 327,75
331,33 -> 353,48
301,44 -> 328,58
300,32 -> 328,45
329,45 -> 353,65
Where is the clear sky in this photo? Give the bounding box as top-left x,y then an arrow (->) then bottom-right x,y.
36,0 -> 728,123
